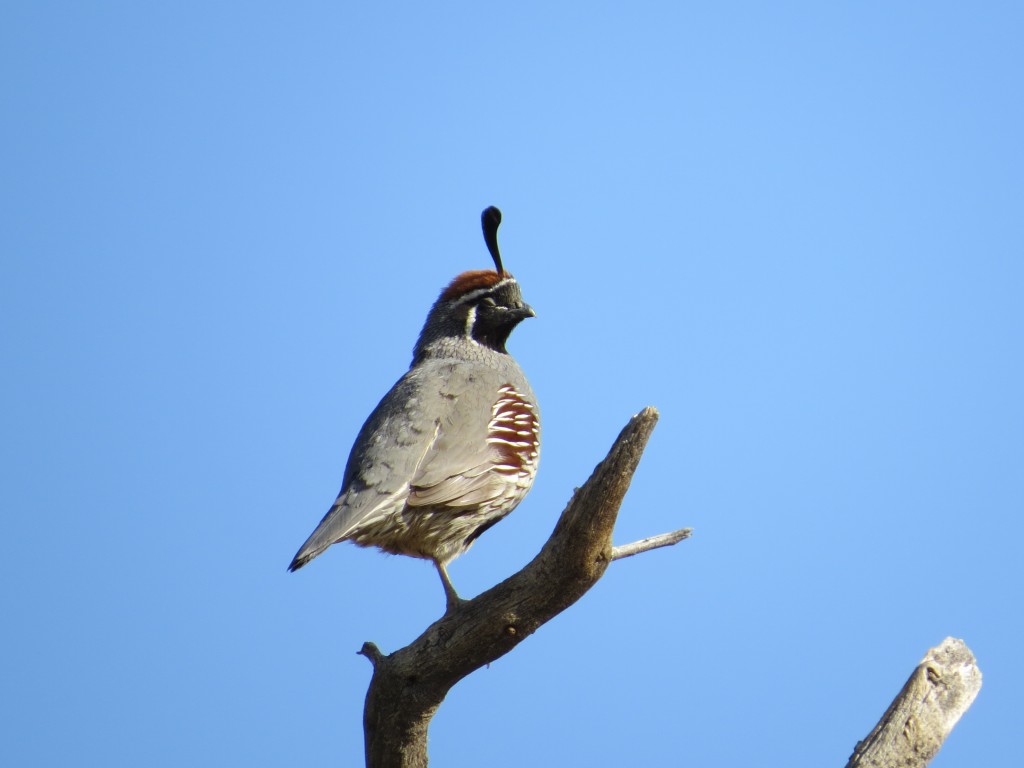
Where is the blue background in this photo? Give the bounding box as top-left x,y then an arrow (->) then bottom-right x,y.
3,3 -> 1021,765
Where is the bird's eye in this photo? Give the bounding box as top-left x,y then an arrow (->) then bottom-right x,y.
480,296 -> 498,308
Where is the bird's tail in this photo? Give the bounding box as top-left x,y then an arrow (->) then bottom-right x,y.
287,538 -> 329,572
288,487 -> 405,572
287,501 -> 349,572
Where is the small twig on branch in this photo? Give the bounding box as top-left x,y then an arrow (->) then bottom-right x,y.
612,528 -> 692,560
357,642 -> 384,667
845,637 -> 982,768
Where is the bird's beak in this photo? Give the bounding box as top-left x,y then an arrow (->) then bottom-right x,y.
515,303 -> 536,320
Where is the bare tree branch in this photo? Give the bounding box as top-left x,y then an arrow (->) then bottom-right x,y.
361,406 -> 688,767
845,637 -> 982,768
612,528 -> 692,560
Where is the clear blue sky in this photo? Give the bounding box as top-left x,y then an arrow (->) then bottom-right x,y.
3,3 -> 1021,766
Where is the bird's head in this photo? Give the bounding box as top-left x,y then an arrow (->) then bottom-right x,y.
414,207 -> 535,361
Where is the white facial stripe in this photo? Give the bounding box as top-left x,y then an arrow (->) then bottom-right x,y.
449,278 -> 516,308
464,304 -> 478,339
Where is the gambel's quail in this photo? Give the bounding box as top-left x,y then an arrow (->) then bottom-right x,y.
289,207 -> 539,612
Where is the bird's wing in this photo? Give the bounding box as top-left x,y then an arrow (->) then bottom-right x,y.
408,372 -> 538,509
406,426 -> 504,508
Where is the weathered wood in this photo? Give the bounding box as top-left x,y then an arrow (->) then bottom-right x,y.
845,637 -> 982,768
360,407 -> 688,767
612,528 -> 692,560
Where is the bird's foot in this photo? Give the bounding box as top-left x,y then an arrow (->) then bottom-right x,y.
444,594 -> 467,614
435,560 -> 466,614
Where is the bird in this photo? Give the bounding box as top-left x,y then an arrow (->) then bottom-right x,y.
288,206 -> 540,612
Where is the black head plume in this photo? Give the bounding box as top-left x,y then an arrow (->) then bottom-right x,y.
481,206 -> 504,275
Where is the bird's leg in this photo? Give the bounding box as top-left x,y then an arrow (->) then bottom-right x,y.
434,560 -> 464,613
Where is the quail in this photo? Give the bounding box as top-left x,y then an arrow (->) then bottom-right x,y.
289,207 -> 540,612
